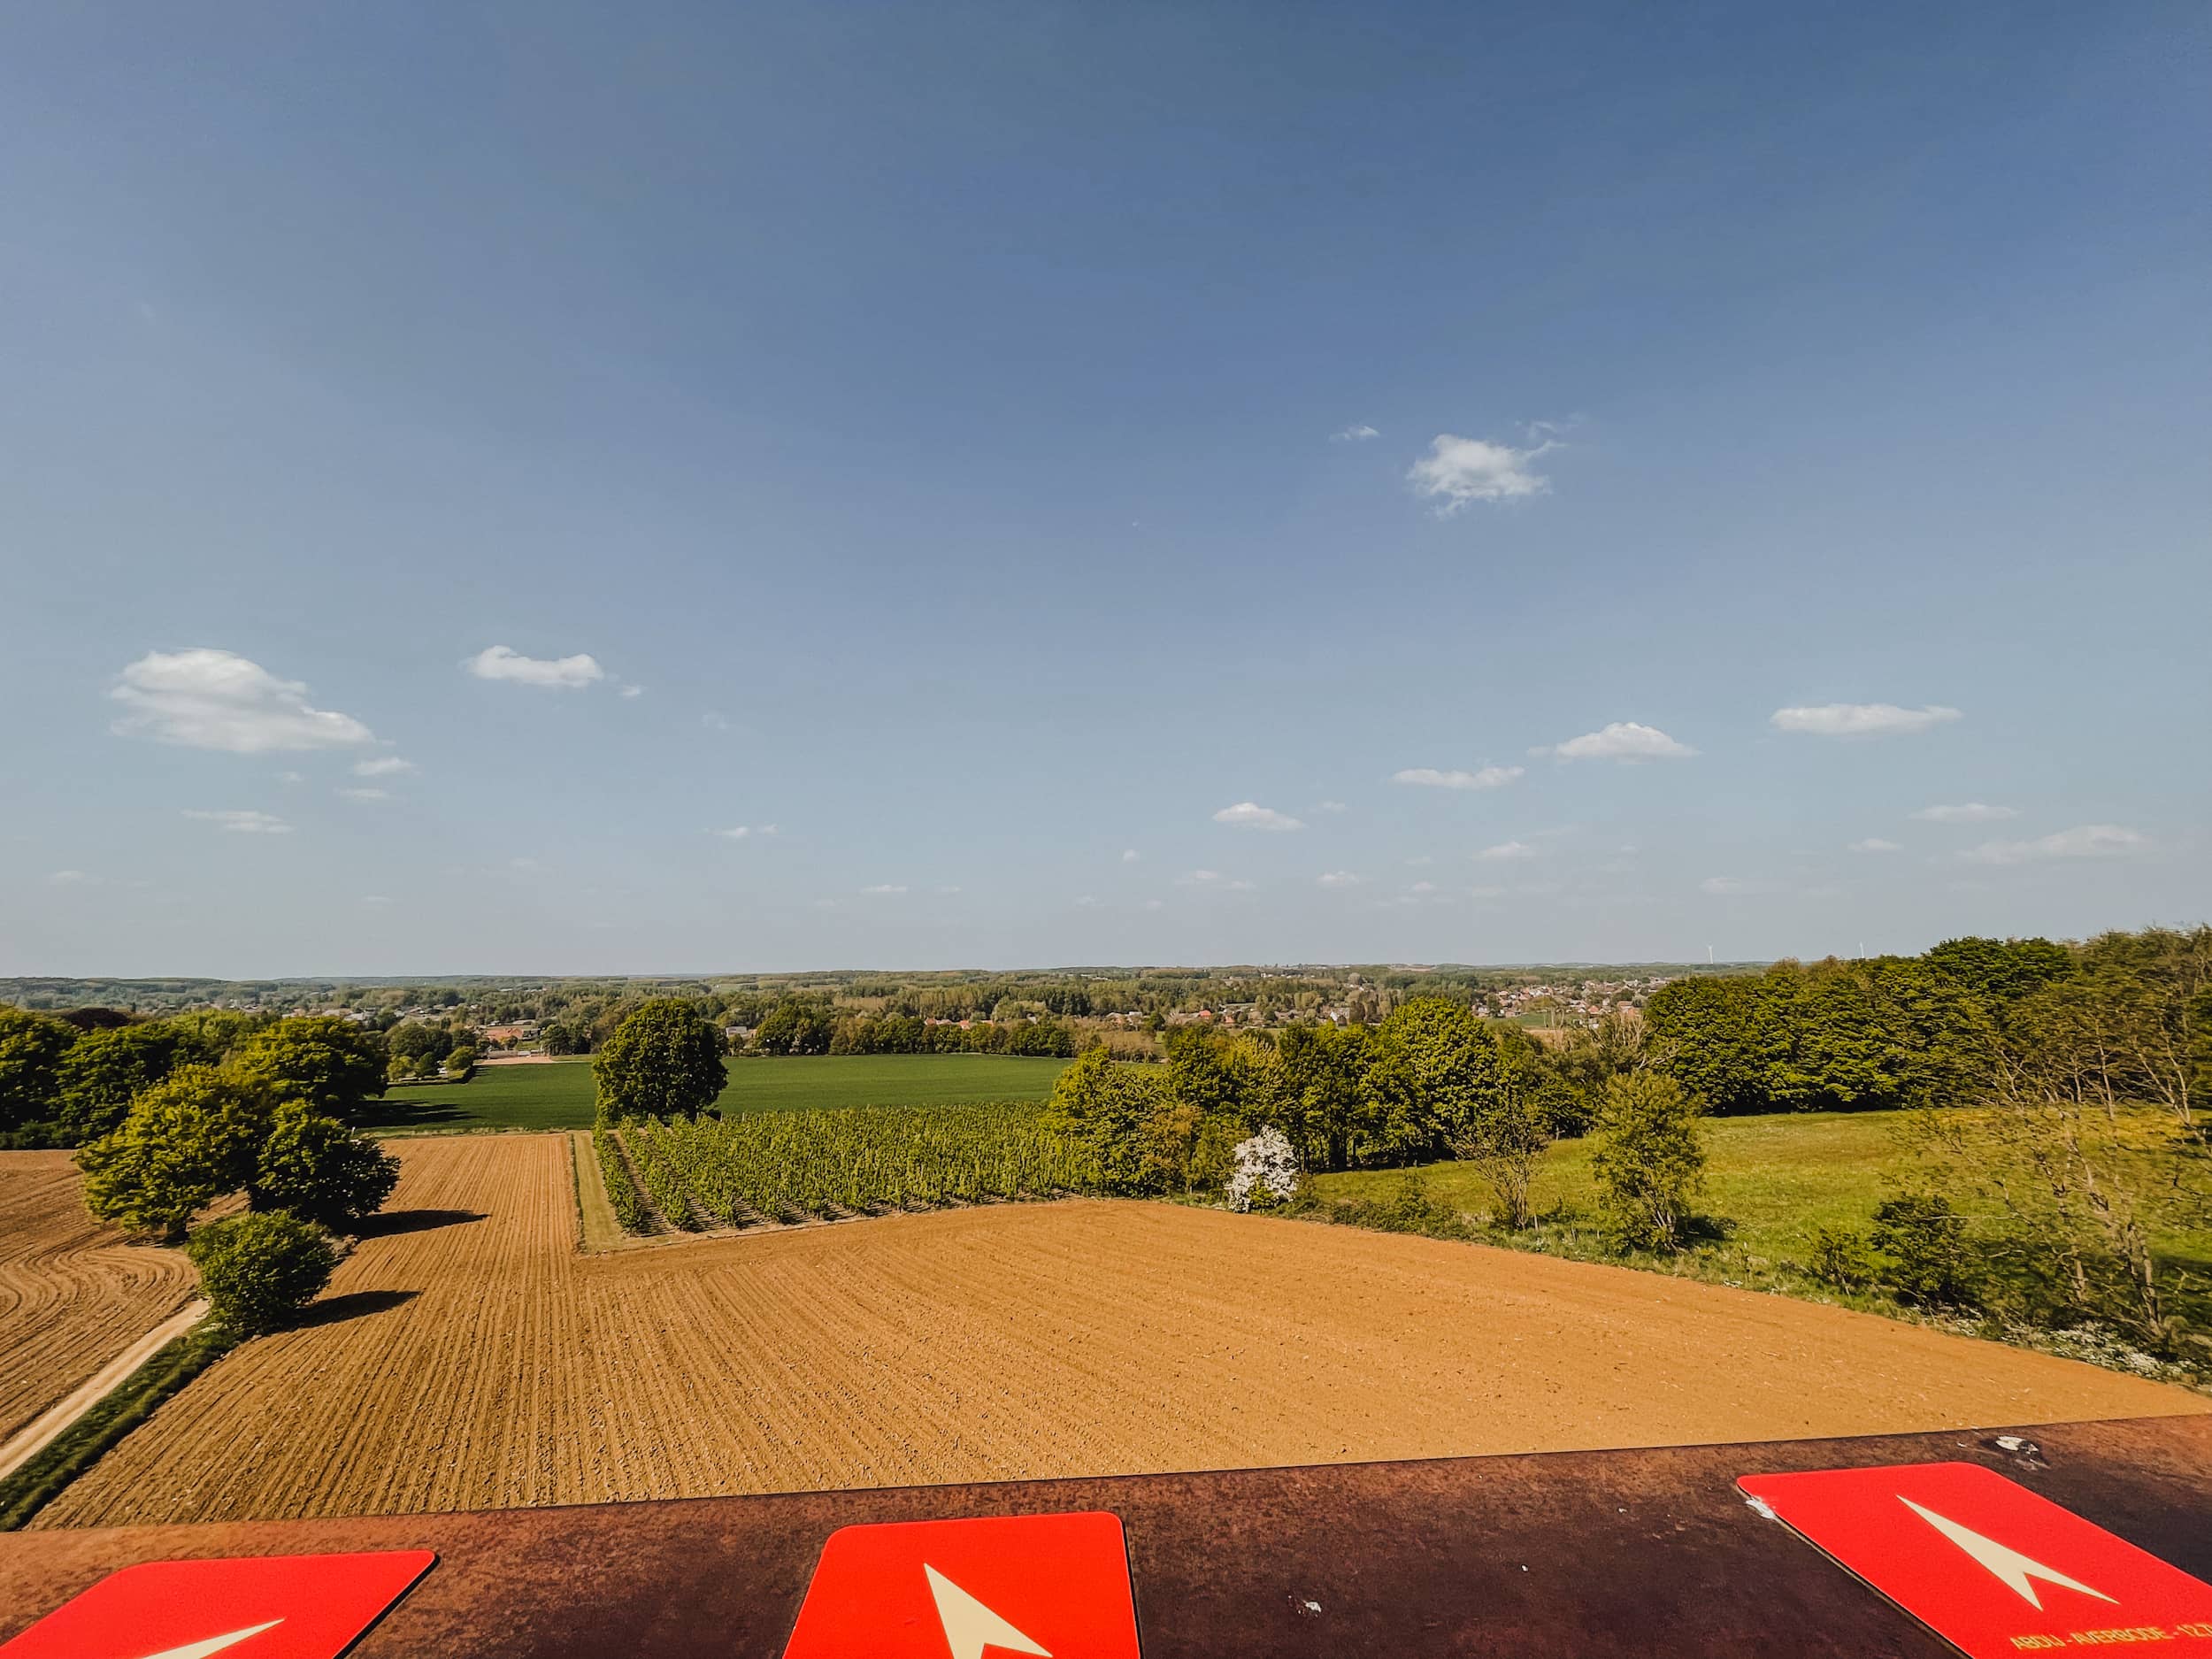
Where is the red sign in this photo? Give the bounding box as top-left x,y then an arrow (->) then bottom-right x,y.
0,1550 -> 436,1659
1740,1462 -> 2212,1655
783,1510 -> 1140,1659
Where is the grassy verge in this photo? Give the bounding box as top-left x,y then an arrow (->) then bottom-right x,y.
0,1324 -> 238,1530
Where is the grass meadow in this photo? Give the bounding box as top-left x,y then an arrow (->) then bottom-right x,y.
362,1052 -> 1074,1135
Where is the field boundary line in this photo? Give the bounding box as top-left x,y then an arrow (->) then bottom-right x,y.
0,1298 -> 208,1482
570,1131 -> 627,1253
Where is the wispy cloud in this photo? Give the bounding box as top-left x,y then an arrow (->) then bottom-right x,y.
1409,880 -> 1438,895
111,649 -> 377,753
1407,430 -> 1557,511
713,824 -> 777,841
1393,764 -> 1523,790
859,882 -> 909,895
183,809 -> 292,834
1310,799 -> 1348,814
46,869 -> 99,887
1475,841 -> 1537,862
353,756 -> 416,777
1332,424 -> 1380,442
1178,869 -> 1255,890
359,894 -> 394,907
336,787 -> 388,803
1847,838 -> 1903,854
1962,825 -> 2147,865
1074,895 -> 1102,909
465,645 -> 607,689
1700,875 -> 1771,895
1212,801 -> 1304,832
1542,722 -> 1694,762
1915,803 -> 2016,824
1121,848 -> 1141,863
1316,870 -> 1363,887
1771,703 -> 1962,737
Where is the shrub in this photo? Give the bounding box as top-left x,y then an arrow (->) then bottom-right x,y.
1870,1193 -> 1979,1308
250,1100 -> 400,1232
1225,1126 -> 1300,1212
593,1000 -> 726,1125
1806,1224 -> 1878,1292
187,1211 -> 338,1336
443,1046 -> 479,1081
1590,1071 -> 1707,1253
388,1053 -> 420,1083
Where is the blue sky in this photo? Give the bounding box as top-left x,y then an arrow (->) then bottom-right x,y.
4,2 -> 2206,977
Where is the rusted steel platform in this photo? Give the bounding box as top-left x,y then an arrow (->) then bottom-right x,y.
4,1414 -> 2208,1656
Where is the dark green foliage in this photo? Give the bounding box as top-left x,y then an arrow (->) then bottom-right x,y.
76,1065 -> 268,1242
249,1100 -> 400,1231
188,1211 -> 339,1336
752,1000 -> 835,1055
227,1018 -> 385,1124
54,1022 -> 181,1144
1806,1223 -> 1878,1292
1289,1172 -> 1474,1240
593,999 -> 728,1124
1924,935 -> 2076,1002
1868,1194 -> 1979,1308
442,1046 -> 478,1081
1272,1022 -> 1377,1170
1044,1046 -> 1172,1194
1590,1071 -> 1706,1252
0,1004 -> 78,1142
1364,998 -> 1502,1160
595,1128 -> 651,1232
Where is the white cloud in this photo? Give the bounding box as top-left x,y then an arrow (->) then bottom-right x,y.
336,787 -> 388,802
1771,703 -> 1962,737
183,809 -> 292,834
1074,895 -> 1102,909
1468,884 -> 1507,899
1317,871 -> 1364,887
703,711 -> 732,732
1700,875 -> 1765,895
937,885 -> 963,895
1227,879 -> 1256,891
1392,764 -> 1524,791
618,683 -> 644,699
1476,840 -> 1537,862
1213,801 -> 1305,832
1121,849 -> 1141,863
859,883 -> 908,894
1915,803 -> 2017,824
1332,424 -> 1380,442
1406,431 -> 1557,511
1962,825 -> 2147,866
1405,855 -> 1435,867
464,645 -> 607,689
1409,880 -> 1437,895
714,824 -> 779,841
1848,838 -> 1903,854
353,756 -> 416,777
1311,799 -> 1349,814
111,649 -> 377,753
1179,869 -> 1224,885
46,869 -> 98,887
1142,897 -> 1165,911
1546,722 -> 1695,762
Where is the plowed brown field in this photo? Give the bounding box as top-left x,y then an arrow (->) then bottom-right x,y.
35,1133 -> 2207,1528
0,1151 -> 198,1446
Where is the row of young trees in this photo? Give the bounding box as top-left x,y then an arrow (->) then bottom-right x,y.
749,1003 -> 1078,1057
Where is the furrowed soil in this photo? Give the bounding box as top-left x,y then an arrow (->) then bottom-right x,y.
0,1152 -> 198,1447
35,1134 -> 2206,1528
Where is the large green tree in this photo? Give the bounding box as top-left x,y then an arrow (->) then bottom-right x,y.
0,1004 -> 77,1141
250,1100 -> 401,1232
76,1065 -> 268,1242
593,999 -> 728,1123
1043,1046 -> 1170,1194
55,1021 -> 182,1145
1364,997 -> 1502,1160
227,1018 -> 386,1124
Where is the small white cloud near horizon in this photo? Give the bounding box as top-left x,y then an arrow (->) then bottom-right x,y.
1332,424 -> 1380,442
1771,703 -> 1962,738
336,787 -> 388,803
46,869 -> 99,887
713,824 -> 777,841
1848,838 -> 1903,854
1213,802 -> 1305,832
618,684 -> 644,699
183,809 -> 292,834
1700,875 -> 1770,895
1074,895 -> 1102,908
1476,840 -> 1537,862
1311,799 -> 1348,814
1916,803 -> 2017,824
1544,722 -> 1695,762
353,756 -> 415,777
465,645 -> 607,689
1317,870 -> 1364,887
859,882 -> 909,895
1407,431 -> 1556,511
1121,848 -> 1141,863
1962,825 -> 2147,865
1409,879 -> 1438,895
111,649 -> 377,753
1393,764 -> 1524,790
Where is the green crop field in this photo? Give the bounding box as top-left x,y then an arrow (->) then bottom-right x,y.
1308,1111 -> 2212,1279
360,1052 -> 1074,1135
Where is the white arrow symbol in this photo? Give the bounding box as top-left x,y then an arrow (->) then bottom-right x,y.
1900,1496 -> 2118,1610
132,1620 -> 285,1659
923,1563 -> 1050,1659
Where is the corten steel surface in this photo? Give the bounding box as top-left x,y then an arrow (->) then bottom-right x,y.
4,1414 -> 2208,1656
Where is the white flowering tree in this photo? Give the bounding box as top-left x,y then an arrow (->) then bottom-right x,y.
1225,1125 -> 1301,1212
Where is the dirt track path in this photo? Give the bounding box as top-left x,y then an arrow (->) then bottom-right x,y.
35,1134 -> 2207,1528
0,1152 -> 198,1447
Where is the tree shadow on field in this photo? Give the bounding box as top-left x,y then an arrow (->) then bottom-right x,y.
356,1098 -> 466,1131
295,1288 -> 420,1329
356,1208 -> 486,1239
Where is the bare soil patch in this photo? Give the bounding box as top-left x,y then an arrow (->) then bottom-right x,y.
0,1152 -> 198,1447
35,1134 -> 2205,1528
